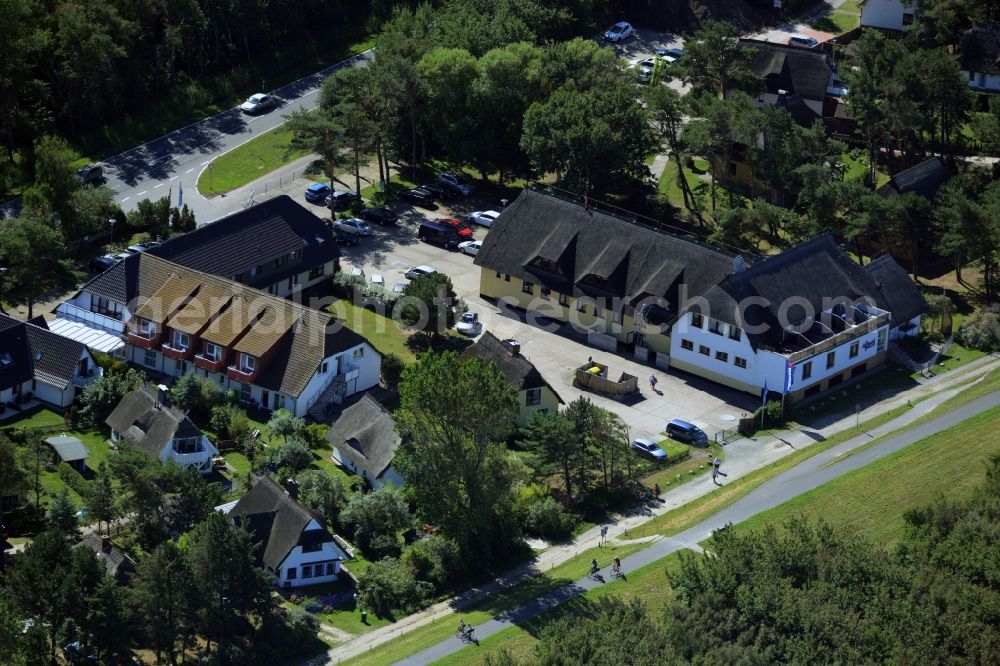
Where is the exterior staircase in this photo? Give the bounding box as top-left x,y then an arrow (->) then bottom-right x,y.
889,336 -> 953,377
307,376 -> 345,423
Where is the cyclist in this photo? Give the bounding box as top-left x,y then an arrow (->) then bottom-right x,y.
590,558 -> 599,576
612,557 -> 622,577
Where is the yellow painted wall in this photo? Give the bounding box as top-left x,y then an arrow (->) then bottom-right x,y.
517,386 -> 563,427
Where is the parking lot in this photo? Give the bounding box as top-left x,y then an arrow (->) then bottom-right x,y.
318,192 -> 758,441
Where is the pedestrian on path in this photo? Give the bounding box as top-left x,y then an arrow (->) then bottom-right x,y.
713,457 -> 728,481
649,374 -> 658,393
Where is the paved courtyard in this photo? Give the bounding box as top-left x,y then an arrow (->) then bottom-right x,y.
333,201 -> 759,441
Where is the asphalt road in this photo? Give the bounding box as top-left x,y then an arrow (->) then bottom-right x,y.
394,390 -> 1000,665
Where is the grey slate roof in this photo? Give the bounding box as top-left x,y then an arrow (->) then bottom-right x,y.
74,534 -> 137,584
78,252 -> 142,307
0,319 -> 33,392
460,332 -> 564,403
147,195 -> 338,289
45,435 -> 89,462
864,254 -> 928,324
474,189 -> 733,319
228,476 -> 336,571
877,157 -> 951,200
0,313 -> 88,391
699,234 -> 925,349
327,394 -> 401,479
744,40 -> 832,101
959,25 -> 1000,76
105,384 -> 205,459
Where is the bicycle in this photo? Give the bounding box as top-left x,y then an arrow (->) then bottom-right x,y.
610,564 -> 626,581
456,625 -> 478,645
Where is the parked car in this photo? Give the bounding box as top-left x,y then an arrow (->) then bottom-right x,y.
126,242 -> 153,254
333,218 -> 372,236
666,419 -> 708,445
632,438 -> 668,462
350,267 -> 365,278
788,34 -> 818,48
114,251 -> 132,261
359,207 -> 398,225
370,273 -> 384,287
305,183 -> 332,204
241,93 -> 274,114
436,218 -> 474,238
418,182 -> 455,200
76,164 -> 104,185
469,210 -> 500,227
456,311 -> 481,336
404,265 -> 437,280
438,172 -> 474,196
656,47 -> 686,62
632,58 -> 655,84
417,221 -> 461,248
392,282 -> 407,293
458,240 -> 482,256
327,190 -> 359,210
604,21 -> 633,42
89,254 -> 118,272
335,229 -> 359,245
399,187 -> 436,207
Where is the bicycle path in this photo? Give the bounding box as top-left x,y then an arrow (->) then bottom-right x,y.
397,390 -> 1000,664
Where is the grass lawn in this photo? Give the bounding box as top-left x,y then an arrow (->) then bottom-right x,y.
432,550 -> 690,666
810,10 -> 860,34
0,406 -> 67,430
641,441 -> 723,493
327,300 -> 415,363
730,403 -> 1000,546
198,125 -> 310,195
341,541 -> 650,666
656,161 -> 707,214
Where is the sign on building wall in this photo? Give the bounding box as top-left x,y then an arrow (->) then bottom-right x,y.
784,359 -> 795,393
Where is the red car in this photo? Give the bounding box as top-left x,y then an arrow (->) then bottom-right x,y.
437,218 -> 474,239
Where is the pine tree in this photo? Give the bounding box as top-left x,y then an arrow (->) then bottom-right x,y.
47,487 -> 78,539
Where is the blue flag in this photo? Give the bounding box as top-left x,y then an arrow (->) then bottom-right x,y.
178,181 -> 184,208
761,378 -> 768,407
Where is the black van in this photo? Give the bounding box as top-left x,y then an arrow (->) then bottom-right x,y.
418,221 -> 460,248
666,419 -> 708,445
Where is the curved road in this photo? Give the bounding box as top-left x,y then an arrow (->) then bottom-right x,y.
395,390 -> 1000,665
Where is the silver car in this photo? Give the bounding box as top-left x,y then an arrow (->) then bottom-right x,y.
241,93 -> 274,114
333,218 -> 372,236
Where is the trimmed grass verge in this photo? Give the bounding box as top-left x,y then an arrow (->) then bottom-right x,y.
199,125 -> 309,195
327,300 -> 415,363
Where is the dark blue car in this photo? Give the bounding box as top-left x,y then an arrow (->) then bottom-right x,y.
304,183 -> 332,204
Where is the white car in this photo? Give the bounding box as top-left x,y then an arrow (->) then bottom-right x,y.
456,311 -> 481,336
458,240 -> 482,256
370,273 -> 384,287
604,22 -> 633,42
404,265 -> 437,280
631,58 -> 655,84
350,267 -> 364,279
438,172 -> 474,196
240,93 -> 274,114
469,210 -> 500,228
392,282 -> 406,293
333,218 -> 372,236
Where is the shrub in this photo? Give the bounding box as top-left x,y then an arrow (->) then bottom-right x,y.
381,353 -> 405,389
80,368 -> 144,426
333,272 -> 365,298
171,373 -> 221,419
957,308 -> 1000,352
356,557 -> 433,616
400,534 -> 462,590
522,497 -> 577,541
265,439 -> 313,475
210,404 -> 251,442
58,462 -> 92,498
339,486 -> 412,558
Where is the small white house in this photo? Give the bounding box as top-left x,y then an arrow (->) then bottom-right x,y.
859,0 -> 916,31
959,25 -> 1000,93
327,394 -> 405,490
105,384 -> 219,474
223,476 -> 349,588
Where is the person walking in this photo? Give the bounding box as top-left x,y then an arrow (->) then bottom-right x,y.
649,374 -> 658,391
714,457 -> 728,479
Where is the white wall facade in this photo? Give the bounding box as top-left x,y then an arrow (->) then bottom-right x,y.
275,524 -> 349,588
860,0 -> 915,30
160,434 -> 219,474
333,445 -> 405,491
296,342 -> 382,417
962,70 -> 1000,93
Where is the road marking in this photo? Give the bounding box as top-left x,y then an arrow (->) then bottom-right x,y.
201,160 -> 210,166
154,183 -> 163,189
186,168 -> 195,174
169,176 -> 177,181
121,197 -> 130,202
303,88 -> 320,97
137,191 -> 147,196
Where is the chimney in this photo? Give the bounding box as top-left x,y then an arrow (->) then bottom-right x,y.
733,256 -> 747,274
285,478 -> 299,500
501,339 -> 520,356
101,535 -> 111,552
157,384 -> 170,409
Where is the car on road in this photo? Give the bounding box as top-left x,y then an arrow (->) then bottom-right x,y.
436,218 -> 474,239
458,240 -> 481,256
358,207 -> 397,226
656,47 -> 686,63
604,21 -> 633,42
305,183 -> 332,204
456,311 -> 481,336
370,273 -> 384,287
333,218 -> 372,236
469,210 -> 500,228
666,419 -> 708,445
631,438 -> 668,462
327,190 -> 359,210
89,255 -> 118,273
399,187 -> 436,207
404,265 -> 437,280
241,93 -> 274,114
77,164 -> 104,185
438,172 -> 474,196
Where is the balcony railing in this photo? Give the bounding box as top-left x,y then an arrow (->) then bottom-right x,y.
161,342 -> 193,361
127,331 -> 159,349
227,365 -> 257,383
56,303 -> 125,334
194,354 -> 225,373
762,312 -> 891,364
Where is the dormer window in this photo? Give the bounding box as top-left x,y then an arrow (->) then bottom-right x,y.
580,274 -> 610,290
240,353 -> 256,373
138,318 -> 156,337
203,342 -> 222,362
530,257 -> 563,275
173,436 -> 201,455
172,330 -> 190,351
0,352 -> 12,367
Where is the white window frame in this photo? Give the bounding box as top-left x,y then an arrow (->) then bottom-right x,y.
240,353 -> 256,373
204,342 -> 221,362
173,330 -> 190,351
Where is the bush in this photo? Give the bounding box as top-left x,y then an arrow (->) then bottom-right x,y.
210,404 -> 251,442
522,497 -> 577,541
333,272 -> 365,297
339,486 -> 412,558
400,534 -> 462,590
265,439 -> 313,475
356,557 -> 433,616
80,368 -> 144,426
740,400 -> 786,435
58,462 -> 92,497
957,308 -> 1000,352
171,373 -> 221,420
381,353 -> 405,389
